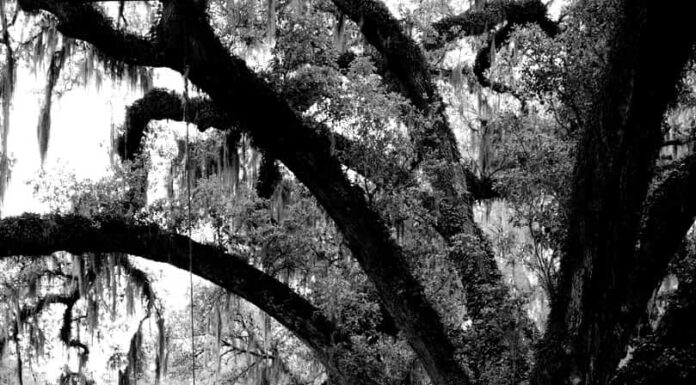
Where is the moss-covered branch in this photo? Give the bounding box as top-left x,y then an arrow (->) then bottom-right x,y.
430,0 -> 558,49
0,213 -> 377,385
116,88 -> 237,161
18,0 -> 163,67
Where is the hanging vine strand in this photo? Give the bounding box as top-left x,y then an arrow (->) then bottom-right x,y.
183,65 -> 196,385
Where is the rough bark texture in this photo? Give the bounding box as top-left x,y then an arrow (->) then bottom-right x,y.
37,43 -> 68,163
611,248 -> 696,385
531,1 -> 696,384
0,213 -> 377,385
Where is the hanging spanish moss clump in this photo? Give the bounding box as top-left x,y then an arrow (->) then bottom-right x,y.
332,13 -> 348,53
26,321 -> 46,360
213,304 -> 222,384
125,320 -> 144,384
37,39 -> 70,163
0,0 -> 15,211
79,45 -> 154,94
29,19 -> 59,73
225,131 -> 241,193
256,153 -> 281,199
72,254 -> 85,297
266,0 -> 276,44
121,310 -> 167,385
270,179 -> 291,223
154,315 -> 167,385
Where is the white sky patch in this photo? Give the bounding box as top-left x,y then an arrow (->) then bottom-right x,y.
2,67 -> 187,216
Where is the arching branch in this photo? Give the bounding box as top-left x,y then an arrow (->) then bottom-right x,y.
429,0 -> 559,50
116,88 -> 237,161
0,213 -> 376,385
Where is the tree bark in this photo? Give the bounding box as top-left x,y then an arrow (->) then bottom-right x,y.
531,1 -> 696,384
611,248 -> 696,385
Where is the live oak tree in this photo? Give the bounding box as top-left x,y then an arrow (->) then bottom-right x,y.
1,0 -> 696,385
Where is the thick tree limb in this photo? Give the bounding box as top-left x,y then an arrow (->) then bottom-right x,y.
331,0 -> 435,111
427,0 -> 560,91
430,0 -> 558,49
0,213 -> 377,385
532,2 -> 696,384
472,3 -> 558,92
631,154 -> 696,309
19,0 -> 163,67
330,0 -> 463,173
116,88 -> 236,161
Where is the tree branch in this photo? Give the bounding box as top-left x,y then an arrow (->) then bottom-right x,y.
532,2 -> 696,384
429,0 -> 558,49
18,0 -> 163,67
116,88 -> 237,161
0,213 -> 378,385
329,3 -> 529,380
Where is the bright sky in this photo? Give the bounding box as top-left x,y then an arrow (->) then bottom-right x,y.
2,66 -> 186,216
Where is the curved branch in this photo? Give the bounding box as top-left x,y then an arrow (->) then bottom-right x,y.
116,88 -> 237,161
472,17 -> 556,93
1,290 -> 80,353
330,0 -> 463,172
116,89 -> 394,185
427,0 -> 559,91
0,213 -> 375,385
430,0 -> 558,49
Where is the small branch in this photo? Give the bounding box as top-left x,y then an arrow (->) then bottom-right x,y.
428,0 -> 558,50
